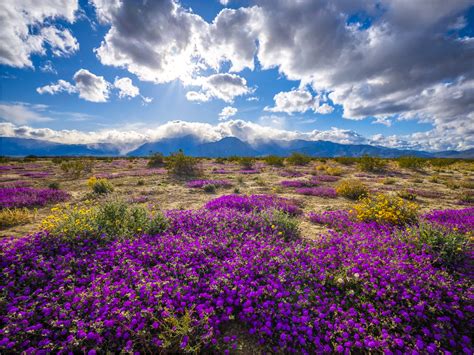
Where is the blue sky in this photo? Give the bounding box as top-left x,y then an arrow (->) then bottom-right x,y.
0,0 -> 473,152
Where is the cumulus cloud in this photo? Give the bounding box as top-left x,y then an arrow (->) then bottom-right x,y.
73,69 -> 110,102
114,77 -> 140,99
37,79 -> 77,95
219,106 -> 238,121
187,73 -> 254,103
0,0 -> 79,68
3,116 -> 471,153
37,69 -> 110,102
0,103 -> 53,124
88,0 -> 473,147
265,89 -> 334,115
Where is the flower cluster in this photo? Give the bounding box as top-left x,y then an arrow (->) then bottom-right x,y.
186,180 -> 231,188
0,187 -> 70,209
295,187 -> 337,198
353,193 -> 419,225
204,194 -> 302,216
1,203 -> 472,353
280,179 -> 318,188
422,207 -> 474,235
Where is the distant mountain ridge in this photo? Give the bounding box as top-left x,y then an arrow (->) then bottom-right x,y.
1,136 -> 473,158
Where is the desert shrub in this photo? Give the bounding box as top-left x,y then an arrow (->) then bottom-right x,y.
333,157 -> 356,165
325,166 -> 343,176
458,192 -> 474,205
398,189 -> 417,201
147,153 -> 165,168
215,157 -> 226,164
166,151 -> 200,177
0,207 -> 36,228
429,158 -> 457,168
60,159 -> 94,179
233,187 -> 240,194
203,184 -> 216,193
335,179 -> 368,200
48,182 -> 60,190
353,193 -> 419,225
23,155 -> 38,162
51,157 -> 64,165
460,179 -> 474,189
429,175 -> 440,183
357,155 -> 386,172
239,157 -> 255,170
397,156 -> 426,170
286,152 -> 312,166
400,223 -> 470,268
382,177 -> 397,185
87,177 -> 114,194
264,155 -> 285,167
137,179 -> 145,186
261,209 -> 300,241
42,200 -> 168,241
445,179 -> 460,190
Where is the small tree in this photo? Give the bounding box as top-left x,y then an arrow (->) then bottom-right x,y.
264,155 -> 285,167
166,150 -> 200,177
357,155 -> 386,173
397,156 -> 426,170
147,153 -> 165,168
286,152 -> 312,166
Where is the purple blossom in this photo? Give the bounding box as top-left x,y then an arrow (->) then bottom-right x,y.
295,187 -> 337,198
0,187 -> 70,209
186,179 -> 232,188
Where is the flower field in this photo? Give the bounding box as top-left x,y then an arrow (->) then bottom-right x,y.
0,156 -> 473,352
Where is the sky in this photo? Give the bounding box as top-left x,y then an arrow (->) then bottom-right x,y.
0,0 -> 473,153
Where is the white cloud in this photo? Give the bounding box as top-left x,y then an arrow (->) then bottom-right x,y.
219,106 -> 237,121
37,79 -> 77,95
0,0 -> 79,68
2,116 -> 472,153
187,73 -> 253,103
265,89 -> 334,115
73,69 -> 110,103
0,103 -> 53,124
39,60 -> 57,74
37,69 -> 110,103
114,77 -> 140,99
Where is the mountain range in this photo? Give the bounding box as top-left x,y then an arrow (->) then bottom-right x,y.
1,136 -> 473,159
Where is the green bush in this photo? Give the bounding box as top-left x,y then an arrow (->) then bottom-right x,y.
166,151 -> 200,177
137,179 -> 145,186
262,210 -> 300,241
397,156 -> 426,170
147,153 -> 165,168
333,157 -> 357,166
286,152 -> 312,166
203,184 -> 216,194
61,159 -> 94,179
264,155 -> 285,167
400,223 -> 470,268
357,155 -> 386,173
48,182 -> 60,190
239,157 -> 255,170
88,177 -> 114,194
429,158 -> 457,168
335,179 -> 368,200
398,189 -> 417,201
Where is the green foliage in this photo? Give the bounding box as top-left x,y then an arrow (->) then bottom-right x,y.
398,189 -> 417,201
0,156 -> 11,163
400,223 -> 470,268
333,157 -> 357,166
137,179 -> 145,186
262,210 -> 300,241
203,184 -> 216,193
215,157 -> 226,164
239,157 -> 255,169
166,151 -> 200,177
88,177 -> 114,194
357,155 -> 386,173
286,152 -> 312,166
382,177 -> 397,185
264,155 -> 285,167
23,155 -> 38,162
147,153 -> 165,168
60,159 -> 94,179
51,157 -> 64,165
158,308 -> 204,353
397,156 -> 426,170
48,182 -> 60,190
233,187 -> 240,194
0,208 -> 36,229
429,158 -> 457,167
335,179 -> 368,200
